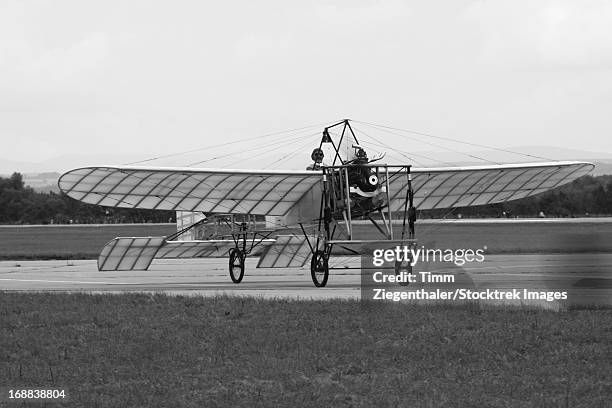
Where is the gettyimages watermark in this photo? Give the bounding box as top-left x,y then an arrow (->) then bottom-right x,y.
361,243 -> 573,306
372,245 -> 485,268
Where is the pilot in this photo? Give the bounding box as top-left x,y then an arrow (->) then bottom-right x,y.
307,148 -> 325,170
354,146 -> 368,164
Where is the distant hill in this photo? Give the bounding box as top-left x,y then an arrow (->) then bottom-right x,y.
1,146 -> 611,176
22,172 -> 62,193
405,146 -> 612,176
591,161 -> 612,176
0,153 -> 154,174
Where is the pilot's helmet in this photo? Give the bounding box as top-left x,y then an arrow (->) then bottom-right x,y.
311,148 -> 324,163
356,147 -> 368,161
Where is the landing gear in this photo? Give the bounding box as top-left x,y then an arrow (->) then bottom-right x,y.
301,120 -> 418,288
228,219 -> 250,284
229,248 -> 245,283
310,249 -> 329,287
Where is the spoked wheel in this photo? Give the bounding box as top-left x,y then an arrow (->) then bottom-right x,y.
394,259 -> 412,286
229,248 -> 245,283
310,250 -> 329,287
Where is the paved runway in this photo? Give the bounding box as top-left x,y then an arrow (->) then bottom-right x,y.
1,254 -> 611,309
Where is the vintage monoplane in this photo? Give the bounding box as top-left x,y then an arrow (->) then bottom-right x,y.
58,120 -> 593,287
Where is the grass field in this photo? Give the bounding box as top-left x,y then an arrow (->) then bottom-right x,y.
1,220 -> 612,260
0,224 -> 176,260
1,293 -> 611,407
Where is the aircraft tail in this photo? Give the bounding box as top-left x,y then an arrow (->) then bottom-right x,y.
98,237 -> 166,271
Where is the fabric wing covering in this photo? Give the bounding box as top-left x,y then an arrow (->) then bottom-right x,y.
98,237 -> 166,271
59,166 -> 321,216
257,235 -> 314,268
390,161 -> 593,211
60,161 -> 593,217
98,237 -> 276,271
156,239 -> 275,259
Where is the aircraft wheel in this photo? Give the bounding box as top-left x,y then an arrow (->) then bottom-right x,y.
394,260 -> 412,286
310,250 -> 329,287
229,248 -> 245,283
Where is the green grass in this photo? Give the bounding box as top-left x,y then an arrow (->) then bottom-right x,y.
2,221 -> 612,260
1,293 -> 611,407
0,224 -> 175,260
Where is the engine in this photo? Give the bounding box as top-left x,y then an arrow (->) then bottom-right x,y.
310,144 -> 387,217
346,146 -> 386,215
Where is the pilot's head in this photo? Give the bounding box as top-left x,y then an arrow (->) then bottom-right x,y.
311,148 -> 324,164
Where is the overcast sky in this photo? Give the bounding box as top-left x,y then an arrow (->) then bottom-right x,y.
1,0 -> 611,167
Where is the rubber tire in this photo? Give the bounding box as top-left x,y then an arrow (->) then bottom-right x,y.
229,248 -> 245,283
311,250 -> 329,287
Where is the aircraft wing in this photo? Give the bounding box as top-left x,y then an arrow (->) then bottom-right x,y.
387,161 -> 594,211
60,161 -> 594,217
59,166 -> 322,216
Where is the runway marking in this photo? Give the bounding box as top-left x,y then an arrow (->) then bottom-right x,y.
0,278 -> 139,285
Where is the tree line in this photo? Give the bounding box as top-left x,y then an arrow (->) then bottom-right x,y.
0,173 -> 174,224
420,174 -> 612,218
1,172 -> 611,224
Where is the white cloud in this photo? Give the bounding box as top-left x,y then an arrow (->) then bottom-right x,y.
464,0 -> 612,69
0,0 -> 610,163
16,32 -> 110,84
234,33 -> 292,61
315,0 -> 411,25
